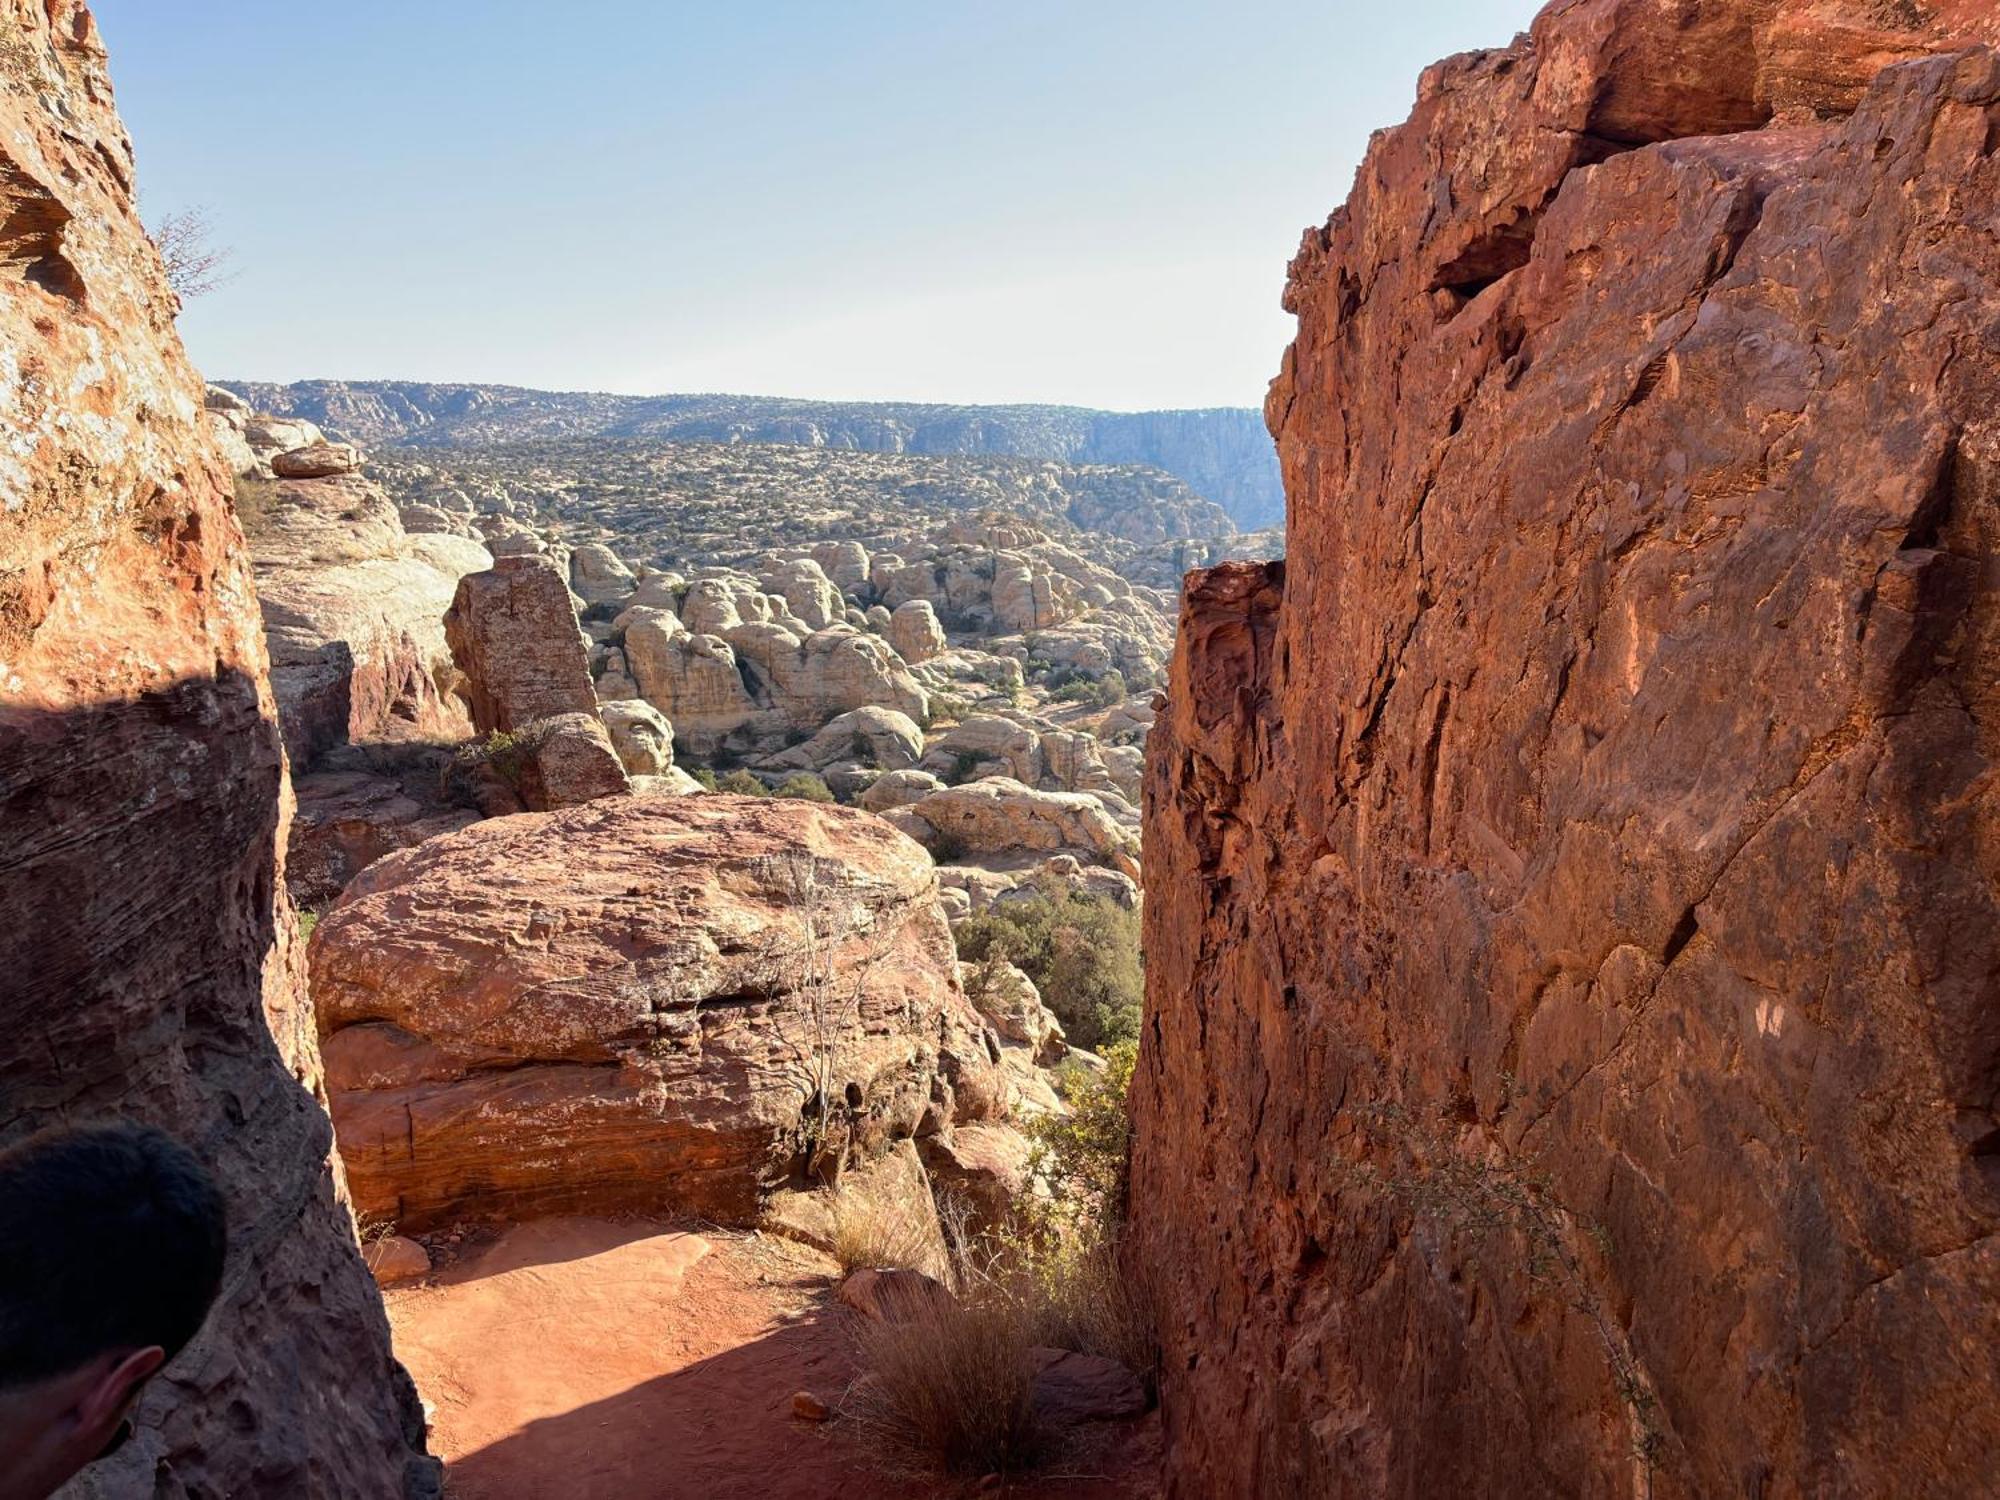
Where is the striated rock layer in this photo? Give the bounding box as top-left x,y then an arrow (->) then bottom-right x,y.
1130,3 -> 2000,1497
312,795 -> 1005,1230
0,4 -> 433,1494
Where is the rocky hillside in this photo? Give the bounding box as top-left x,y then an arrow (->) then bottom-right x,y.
228,380 -> 1287,528
370,437 -> 1238,560
0,6 -> 434,1494
1130,1 -> 2000,1496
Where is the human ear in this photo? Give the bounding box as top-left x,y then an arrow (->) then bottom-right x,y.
76,1346 -> 164,1443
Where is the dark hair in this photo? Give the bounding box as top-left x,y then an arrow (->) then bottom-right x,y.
0,1122 -> 228,1387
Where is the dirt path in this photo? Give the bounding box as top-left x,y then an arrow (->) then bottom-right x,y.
386,1217 -> 1158,1500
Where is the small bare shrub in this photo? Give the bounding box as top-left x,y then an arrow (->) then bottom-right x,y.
845,1292 -> 1040,1477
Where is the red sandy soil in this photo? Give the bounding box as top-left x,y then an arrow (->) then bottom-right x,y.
385,1216 -> 1159,1500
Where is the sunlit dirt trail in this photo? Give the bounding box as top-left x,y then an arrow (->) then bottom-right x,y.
386,1217 -> 1159,1500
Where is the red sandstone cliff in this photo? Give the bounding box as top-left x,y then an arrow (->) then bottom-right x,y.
1130,2 -> 2000,1495
0,5 -> 433,1493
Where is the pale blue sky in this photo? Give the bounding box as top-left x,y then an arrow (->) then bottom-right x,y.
94,2 -> 1543,409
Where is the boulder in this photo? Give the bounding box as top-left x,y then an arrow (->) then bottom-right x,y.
811,540 -> 872,594
364,1236 -> 432,1289
288,768 -> 479,909
857,768 -> 945,813
917,1122 -> 1034,1237
1028,1348 -> 1148,1425
961,959 -> 1065,1060
901,777 -> 1131,863
888,598 -> 947,664
244,411 -> 326,459
769,706 -> 924,773
514,711 -> 630,810
272,440 -> 362,479
444,554 -> 597,733
569,542 -> 638,606
312,796 -> 1000,1229
599,698 -> 676,776
922,714 -> 1044,784
836,1267 -> 957,1324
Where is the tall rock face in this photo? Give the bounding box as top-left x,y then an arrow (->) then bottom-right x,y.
1131,3 -> 2000,1497
0,6 -> 434,1495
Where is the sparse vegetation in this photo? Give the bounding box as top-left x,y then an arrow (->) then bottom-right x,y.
845,1292 -> 1041,1477
1352,1102 -> 1667,1479
149,205 -> 234,301
231,473 -> 284,532
774,772 -> 835,803
716,768 -> 770,796
828,1188 -> 939,1277
445,727 -> 539,797
953,889 -> 1143,1050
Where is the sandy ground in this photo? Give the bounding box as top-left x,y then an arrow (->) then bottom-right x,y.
386,1216 -> 1159,1500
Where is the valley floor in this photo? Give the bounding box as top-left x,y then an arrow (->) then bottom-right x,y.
387,1217 -> 1161,1499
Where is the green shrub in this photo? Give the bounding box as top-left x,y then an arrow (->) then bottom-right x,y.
1031,1042 -> 1135,1223
717,768 -> 770,796
774,772 -> 835,803
689,766 -> 719,791
1093,669 -> 1127,708
953,890 -> 1141,1051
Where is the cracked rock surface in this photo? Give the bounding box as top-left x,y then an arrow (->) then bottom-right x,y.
1129,3 -> 2000,1496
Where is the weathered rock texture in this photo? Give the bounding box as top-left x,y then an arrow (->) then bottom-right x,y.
251,471 -> 483,768
311,795 -> 1004,1230
444,553 -> 596,732
1130,4 -> 2000,1497
0,5 -> 433,1493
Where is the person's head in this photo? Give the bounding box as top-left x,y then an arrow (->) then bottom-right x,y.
0,1122 -> 227,1500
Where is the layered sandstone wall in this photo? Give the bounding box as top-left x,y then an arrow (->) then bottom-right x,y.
0,5 -> 433,1493
1131,2 -> 2000,1496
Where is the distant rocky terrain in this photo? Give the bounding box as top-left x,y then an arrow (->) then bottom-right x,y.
228,379 -> 1288,528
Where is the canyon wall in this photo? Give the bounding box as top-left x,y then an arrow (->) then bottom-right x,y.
0,5 -> 434,1494
1131,1 -> 2000,1496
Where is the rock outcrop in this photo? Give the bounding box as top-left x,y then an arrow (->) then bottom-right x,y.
0,6 -> 432,1493
250,470 -> 484,768
311,796 -> 1006,1230
444,553 -> 597,732
1129,5 -> 2000,1497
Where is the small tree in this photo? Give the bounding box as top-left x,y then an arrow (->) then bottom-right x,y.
150,206 -> 233,301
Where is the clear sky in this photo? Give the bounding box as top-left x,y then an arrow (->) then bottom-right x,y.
93,1 -> 1543,410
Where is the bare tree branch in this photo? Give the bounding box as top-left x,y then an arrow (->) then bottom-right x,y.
149,206 -> 235,302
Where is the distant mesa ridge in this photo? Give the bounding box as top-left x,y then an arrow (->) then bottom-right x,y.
225,379 -> 1286,530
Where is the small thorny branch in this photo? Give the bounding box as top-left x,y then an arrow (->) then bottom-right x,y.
761,854 -> 884,1184
149,205 -> 235,302
1350,1101 -> 1668,1491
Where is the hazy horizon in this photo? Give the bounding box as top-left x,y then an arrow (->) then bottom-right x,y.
97,1 -> 1543,410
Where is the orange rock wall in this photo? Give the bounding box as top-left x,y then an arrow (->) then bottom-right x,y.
0,5 -> 433,1492
1130,3 -> 2000,1495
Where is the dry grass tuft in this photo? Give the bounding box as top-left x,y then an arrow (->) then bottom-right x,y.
843,1290 -> 1041,1476
829,1186 -> 941,1278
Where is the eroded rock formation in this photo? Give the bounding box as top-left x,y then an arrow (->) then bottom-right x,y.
1130,3 -> 2000,1496
311,795 -> 1008,1229
0,5 -> 433,1492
